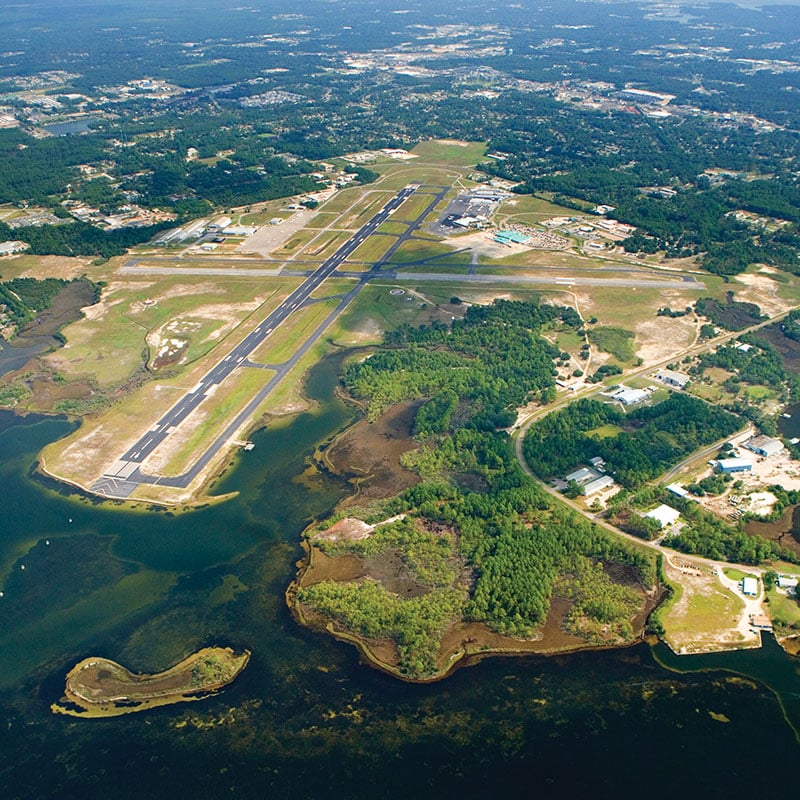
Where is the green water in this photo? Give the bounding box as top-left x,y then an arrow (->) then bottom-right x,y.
1,353 -> 800,798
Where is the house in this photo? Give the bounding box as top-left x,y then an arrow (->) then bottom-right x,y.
717,457 -> 752,474
655,368 -> 691,389
777,575 -> 798,592
565,467 -> 600,486
742,576 -> 759,597
644,504 -> 680,528
589,456 -> 605,470
583,475 -> 616,496
744,435 -> 784,458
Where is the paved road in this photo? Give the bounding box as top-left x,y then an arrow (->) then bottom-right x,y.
92,184 -> 420,498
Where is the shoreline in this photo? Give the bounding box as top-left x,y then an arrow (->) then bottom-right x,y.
287,537 -> 657,684
51,646 -> 250,718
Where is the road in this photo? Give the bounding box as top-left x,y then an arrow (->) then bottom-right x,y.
91,184 -> 424,498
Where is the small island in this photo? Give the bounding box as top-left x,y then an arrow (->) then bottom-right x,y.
51,647 -> 250,718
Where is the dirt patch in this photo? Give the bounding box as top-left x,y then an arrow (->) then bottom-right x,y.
301,549 -> 365,587
324,400 -> 421,504
732,271 -> 792,317
635,314 -> 697,365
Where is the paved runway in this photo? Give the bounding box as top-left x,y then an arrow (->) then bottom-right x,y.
91,185 -> 418,498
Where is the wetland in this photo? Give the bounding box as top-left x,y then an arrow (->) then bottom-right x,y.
2,353 -> 800,797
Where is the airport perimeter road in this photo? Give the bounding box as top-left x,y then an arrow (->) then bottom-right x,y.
91,184 -> 418,499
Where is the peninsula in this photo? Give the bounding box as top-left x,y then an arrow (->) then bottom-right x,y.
51,647 -> 250,718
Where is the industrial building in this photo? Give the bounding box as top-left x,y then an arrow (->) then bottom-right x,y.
583,475 -> 616,496
644,504 -> 680,528
744,435 -> 784,458
494,230 -> 531,245
565,466 -> 600,486
655,368 -> 691,389
609,386 -> 649,406
741,576 -> 759,597
0,240 -> 30,256
717,457 -> 753,474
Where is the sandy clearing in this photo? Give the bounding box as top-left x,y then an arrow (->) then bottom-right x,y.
732,271 -> 792,316
635,314 -> 697,365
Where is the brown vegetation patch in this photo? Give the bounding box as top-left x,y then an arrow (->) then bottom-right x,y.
325,400 -> 421,505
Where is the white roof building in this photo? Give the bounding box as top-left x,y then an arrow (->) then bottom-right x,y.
611,387 -> 649,406
645,504 -> 680,528
742,576 -> 759,597
0,240 -> 30,256
655,369 -> 691,389
667,483 -> 690,499
744,435 -> 784,458
566,467 -> 600,486
583,475 -> 616,496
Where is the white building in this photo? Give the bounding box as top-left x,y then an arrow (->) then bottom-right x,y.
565,467 -> 600,486
0,240 -> 30,256
583,475 -> 616,496
655,368 -> 691,389
611,386 -> 649,406
645,504 -> 680,528
742,576 -> 759,597
744,435 -> 784,458
667,483 -> 690,499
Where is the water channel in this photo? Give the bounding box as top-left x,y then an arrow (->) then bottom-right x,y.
1,353 -> 799,797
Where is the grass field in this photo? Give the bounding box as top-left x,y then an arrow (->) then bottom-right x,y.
588,326 -> 636,362
348,234 -> 399,264
52,278 -> 289,388
393,192 -> 438,223
298,230 -> 351,259
388,239 -> 455,264
660,573 -> 745,653
377,221 -> 409,235
304,212 -> 340,229
767,586 -> 800,634
274,228 -> 320,256
249,298 -> 342,366
411,139 -> 487,166
587,423 -> 625,439
497,194 -> 583,222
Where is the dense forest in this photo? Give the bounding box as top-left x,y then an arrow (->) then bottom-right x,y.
523,394 -> 743,488
345,298 -> 580,429
299,300 -> 655,678
0,1 -> 797,272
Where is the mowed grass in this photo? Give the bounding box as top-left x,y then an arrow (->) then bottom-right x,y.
378,221 -> 410,235
767,586 -> 800,633
348,234 -> 399,264
498,194 -> 582,220
274,228 -> 320,256
54,278 -> 288,388
157,366 -> 278,477
388,239 -> 456,264
305,212 -> 340,229
249,298 -> 342,366
298,229 -> 350,259
587,423 -> 625,439
411,139 -> 487,166
393,192 -> 437,223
